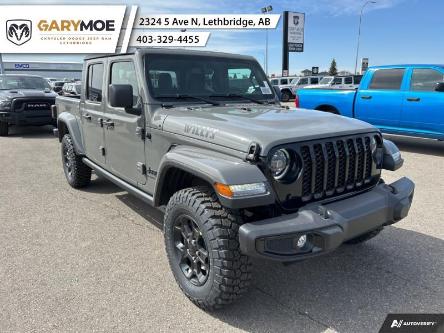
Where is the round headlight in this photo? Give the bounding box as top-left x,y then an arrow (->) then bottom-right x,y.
269,149 -> 290,179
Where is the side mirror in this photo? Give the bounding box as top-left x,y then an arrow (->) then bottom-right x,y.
435,82 -> 444,92
109,84 -> 133,109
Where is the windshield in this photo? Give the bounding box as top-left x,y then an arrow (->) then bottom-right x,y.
0,75 -> 51,90
332,77 -> 343,85
290,78 -> 300,85
319,77 -> 334,84
145,54 -> 274,103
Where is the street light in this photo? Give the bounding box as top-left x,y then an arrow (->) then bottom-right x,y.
354,1 -> 376,74
261,5 -> 273,76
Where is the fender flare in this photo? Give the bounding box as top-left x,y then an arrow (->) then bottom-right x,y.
57,112 -> 85,155
154,145 -> 275,208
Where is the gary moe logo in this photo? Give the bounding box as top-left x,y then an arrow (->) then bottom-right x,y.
6,20 -> 32,46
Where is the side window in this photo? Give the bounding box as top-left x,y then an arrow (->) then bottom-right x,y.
270,79 -> 278,85
311,77 -> 319,84
344,77 -> 353,84
410,68 -> 444,92
298,78 -> 309,85
110,61 -> 139,106
280,79 -> 288,85
369,69 -> 405,90
86,63 -> 104,102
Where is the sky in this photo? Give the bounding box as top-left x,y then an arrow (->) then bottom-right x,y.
1,0 -> 444,76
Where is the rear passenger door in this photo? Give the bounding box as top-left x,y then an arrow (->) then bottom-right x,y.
355,68 -> 406,128
103,59 -> 146,185
401,67 -> 444,136
81,62 -> 106,166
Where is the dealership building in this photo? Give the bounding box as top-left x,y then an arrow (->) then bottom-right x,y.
1,61 -> 82,80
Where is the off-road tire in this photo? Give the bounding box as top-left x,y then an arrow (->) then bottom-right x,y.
281,91 -> 291,102
0,122 -> 8,136
164,187 -> 252,311
344,227 -> 383,244
61,134 -> 91,188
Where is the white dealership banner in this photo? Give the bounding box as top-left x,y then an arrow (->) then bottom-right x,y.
0,5 -> 126,53
135,14 -> 281,29
287,11 -> 305,52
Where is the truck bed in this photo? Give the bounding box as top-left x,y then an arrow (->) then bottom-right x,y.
297,88 -> 357,118
54,95 -> 81,119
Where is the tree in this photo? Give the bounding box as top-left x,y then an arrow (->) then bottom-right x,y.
329,59 -> 338,76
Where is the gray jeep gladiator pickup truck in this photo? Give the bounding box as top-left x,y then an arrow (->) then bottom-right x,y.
0,74 -> 57,136
54,48 -> 414,310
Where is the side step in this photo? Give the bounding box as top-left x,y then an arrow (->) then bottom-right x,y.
82,158 -> 154,206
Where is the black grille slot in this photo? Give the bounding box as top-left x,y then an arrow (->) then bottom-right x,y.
313,144 -> 325,195
364,137 -> 372,179
325,142 -> 336,192
356,138 -> 365,184
297,134 -> 378,203
301,146 -> 312,197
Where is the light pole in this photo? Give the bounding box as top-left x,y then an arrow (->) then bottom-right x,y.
261,5 -> 273,76
354,1 -> 376,74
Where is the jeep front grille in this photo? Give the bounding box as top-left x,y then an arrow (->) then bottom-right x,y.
268,133 -> 382,210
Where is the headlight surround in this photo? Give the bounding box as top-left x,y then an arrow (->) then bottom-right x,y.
0,100 -> 12,111
269,149 -> 290,180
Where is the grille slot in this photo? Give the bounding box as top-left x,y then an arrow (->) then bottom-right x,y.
299,135 -> 376,202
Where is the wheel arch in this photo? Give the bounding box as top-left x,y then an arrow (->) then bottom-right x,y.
314,104 -> 340,115
153,145 -> 273,208
57,112 -> 85,155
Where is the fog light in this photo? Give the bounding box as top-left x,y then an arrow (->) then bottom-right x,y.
296,234 -> 307,248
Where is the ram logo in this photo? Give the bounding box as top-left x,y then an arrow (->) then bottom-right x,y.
6,20 -> 32,46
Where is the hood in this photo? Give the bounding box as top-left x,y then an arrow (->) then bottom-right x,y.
0,89 -> 57,100
160,104 -> 378,155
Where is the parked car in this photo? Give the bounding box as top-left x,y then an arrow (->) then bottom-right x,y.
296,65 -> 444,140
53,49 -> 414,310
0,74 -> 57,136
62,82 -> 81,98
304,75 -> 362,89
272,76 -> 321,102
52,81 -> 66,95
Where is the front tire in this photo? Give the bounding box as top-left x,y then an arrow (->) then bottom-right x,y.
164,187 -> 252,310
0,121 -> 8,136
61,134 -> 91,188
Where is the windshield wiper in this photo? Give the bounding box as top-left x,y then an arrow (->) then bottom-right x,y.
157,94 -> 220,106
210,93 -> 274,105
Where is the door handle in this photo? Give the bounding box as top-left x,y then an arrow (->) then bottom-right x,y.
104,119 -> 114,129
97,118 -> 104,127
407,97 -> 420,102
361,95 -> 372,100
82,113 -> 92,121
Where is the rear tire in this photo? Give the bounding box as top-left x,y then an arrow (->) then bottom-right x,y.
164,187 -> 252,311
281,91 -> 291,102
344,227 -> 383,244
61,134 -> 91,188
0,122 -> 8,136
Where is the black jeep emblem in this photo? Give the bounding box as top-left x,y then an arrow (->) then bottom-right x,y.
6,20 -> 32,46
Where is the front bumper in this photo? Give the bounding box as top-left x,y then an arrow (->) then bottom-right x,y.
0,110 -> 54,126
238,177 -> 414,262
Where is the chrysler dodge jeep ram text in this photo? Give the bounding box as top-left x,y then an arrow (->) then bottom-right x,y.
0,74 -> 57,136
53,49 -> 415,310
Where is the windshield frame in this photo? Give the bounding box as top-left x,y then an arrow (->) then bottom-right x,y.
144,54 -> 276,105
0,75 -> 51,90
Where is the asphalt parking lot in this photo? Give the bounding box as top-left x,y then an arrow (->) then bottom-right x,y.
0,125 -> 443,333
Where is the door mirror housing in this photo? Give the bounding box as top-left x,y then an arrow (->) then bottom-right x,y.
435,82 -> 444,92
109,84 -> 134,109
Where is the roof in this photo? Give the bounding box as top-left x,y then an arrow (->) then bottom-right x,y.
85,48 -> 256,61
369,64 -> 444,69
0,74 -> 45,78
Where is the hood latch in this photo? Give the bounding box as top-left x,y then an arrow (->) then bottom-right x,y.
246,142 -> 261,162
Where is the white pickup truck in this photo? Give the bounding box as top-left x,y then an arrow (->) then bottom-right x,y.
304,75 -> 362,90
271,76 -> 321,101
